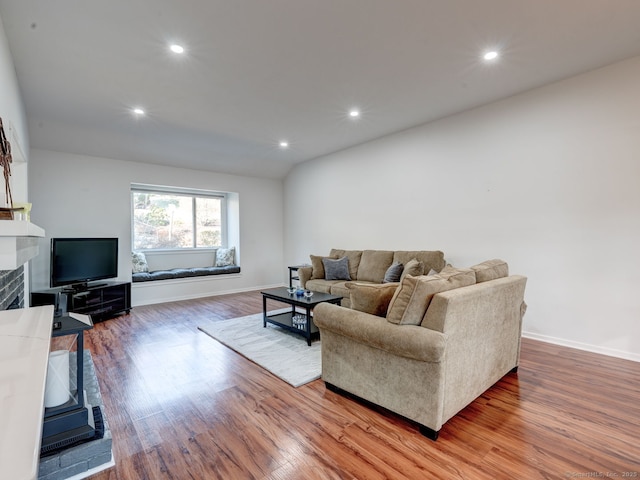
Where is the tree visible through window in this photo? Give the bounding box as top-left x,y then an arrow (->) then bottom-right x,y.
132,189 -> 224,250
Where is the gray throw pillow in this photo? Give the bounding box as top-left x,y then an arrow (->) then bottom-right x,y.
322,256 -> 351,280
383,261 -> 404,283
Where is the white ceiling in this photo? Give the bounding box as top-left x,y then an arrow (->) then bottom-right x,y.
1,1 -> 640,179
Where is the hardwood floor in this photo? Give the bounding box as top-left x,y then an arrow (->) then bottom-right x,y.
85,291 -> 640,479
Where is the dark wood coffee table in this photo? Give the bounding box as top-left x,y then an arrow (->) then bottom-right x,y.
261,287 -> 342,346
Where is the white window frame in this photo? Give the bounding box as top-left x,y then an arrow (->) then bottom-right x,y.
131,183 -> 228,252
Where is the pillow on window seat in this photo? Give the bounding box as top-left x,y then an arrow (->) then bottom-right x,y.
215,247 -> 236,267
132,251 -> 149,273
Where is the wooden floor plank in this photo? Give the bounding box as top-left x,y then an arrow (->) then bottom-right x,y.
83,290 -> 640,480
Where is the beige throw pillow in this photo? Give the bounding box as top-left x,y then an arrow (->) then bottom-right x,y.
400,258 -> 424,280
471,259 -> 509,282
347,282 -> 399,317
386,269 -> 476,325
310,254 -> 336,279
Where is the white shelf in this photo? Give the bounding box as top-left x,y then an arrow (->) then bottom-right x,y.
0,221 -> 45,269
0,220 -> 45,237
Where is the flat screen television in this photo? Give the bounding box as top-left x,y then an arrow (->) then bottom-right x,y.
50,237 -> 119,289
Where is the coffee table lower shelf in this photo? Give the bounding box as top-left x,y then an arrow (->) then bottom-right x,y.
264,311 -> 319,345
261,287 -> 342,346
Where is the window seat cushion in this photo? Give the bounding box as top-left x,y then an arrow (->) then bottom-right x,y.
132,265 -> 240,282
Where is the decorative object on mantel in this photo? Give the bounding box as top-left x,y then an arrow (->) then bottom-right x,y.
0,117 -> 15,219
0,207 -> 23,220
11,202 -> 31,221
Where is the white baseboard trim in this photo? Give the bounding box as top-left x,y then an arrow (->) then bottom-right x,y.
522,331 -> 640,363
131,282 -> 281,307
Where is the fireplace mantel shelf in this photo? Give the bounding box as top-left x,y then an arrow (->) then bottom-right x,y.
0,221 -> 45,270
0,220 -> 45,237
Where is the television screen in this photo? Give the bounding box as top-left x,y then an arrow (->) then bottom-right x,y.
50,238 -> 119,288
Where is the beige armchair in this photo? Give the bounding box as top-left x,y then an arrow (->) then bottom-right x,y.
313,274 -> 527,439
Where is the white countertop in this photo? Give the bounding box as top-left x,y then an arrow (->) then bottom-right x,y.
0,306 -> 54,480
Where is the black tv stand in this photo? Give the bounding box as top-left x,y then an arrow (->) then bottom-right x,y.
62,282 -> 109,293
31,281 -> 132,322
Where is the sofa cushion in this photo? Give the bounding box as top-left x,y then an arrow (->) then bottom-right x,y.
393,250 -> 446,275
347,282 -> 399,317
471,259 -> 509,282
131,265 -> 241,282
383,261 -> 404,283
357,250 -> 394,282
323,257 -> 351,280
330,249 -> 362,281
400,258 -> 424,280
305,278 -> 342,294
386,269 -> 476,325
329,281 -> 351,299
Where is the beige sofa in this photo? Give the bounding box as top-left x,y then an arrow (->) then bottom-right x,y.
313,259 -> 527,440
298,249 -> 446,307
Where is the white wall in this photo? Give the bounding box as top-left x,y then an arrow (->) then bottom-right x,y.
284,56 -> 640,362
1,15 -> 32,301
29,150 -> 284,305
0,15 -> 28,202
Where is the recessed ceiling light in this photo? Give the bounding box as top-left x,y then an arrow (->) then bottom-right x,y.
279,141 -> 289,148
170,44 -> 185,54
132,107 -> 145,116
349,109 -> 360,118
483,51 -> 499,61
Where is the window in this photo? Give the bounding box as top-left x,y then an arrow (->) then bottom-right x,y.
131,185 -> 226,250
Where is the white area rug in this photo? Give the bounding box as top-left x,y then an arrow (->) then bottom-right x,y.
198,310 -> 321,387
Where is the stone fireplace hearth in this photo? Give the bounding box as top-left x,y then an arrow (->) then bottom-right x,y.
38,351 -> 113,480
0,266 -> 113,479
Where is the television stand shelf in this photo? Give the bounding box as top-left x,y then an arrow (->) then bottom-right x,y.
31,281 -> 131,321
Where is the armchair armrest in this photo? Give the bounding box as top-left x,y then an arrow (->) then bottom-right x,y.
313,303 -> 445,363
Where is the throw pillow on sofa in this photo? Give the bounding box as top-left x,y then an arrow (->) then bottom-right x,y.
471,259 -> 509,282
323,256 -> 351,280
347,282 -> 399,317
329,249 -> 362,281
400,258 -> 424,280
383,261 -> 404,283
310,254 -> 337,279
386,268 -> 476,326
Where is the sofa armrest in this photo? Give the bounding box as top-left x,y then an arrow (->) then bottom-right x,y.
297,266 -> 313,288
313,303 -> 445,363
